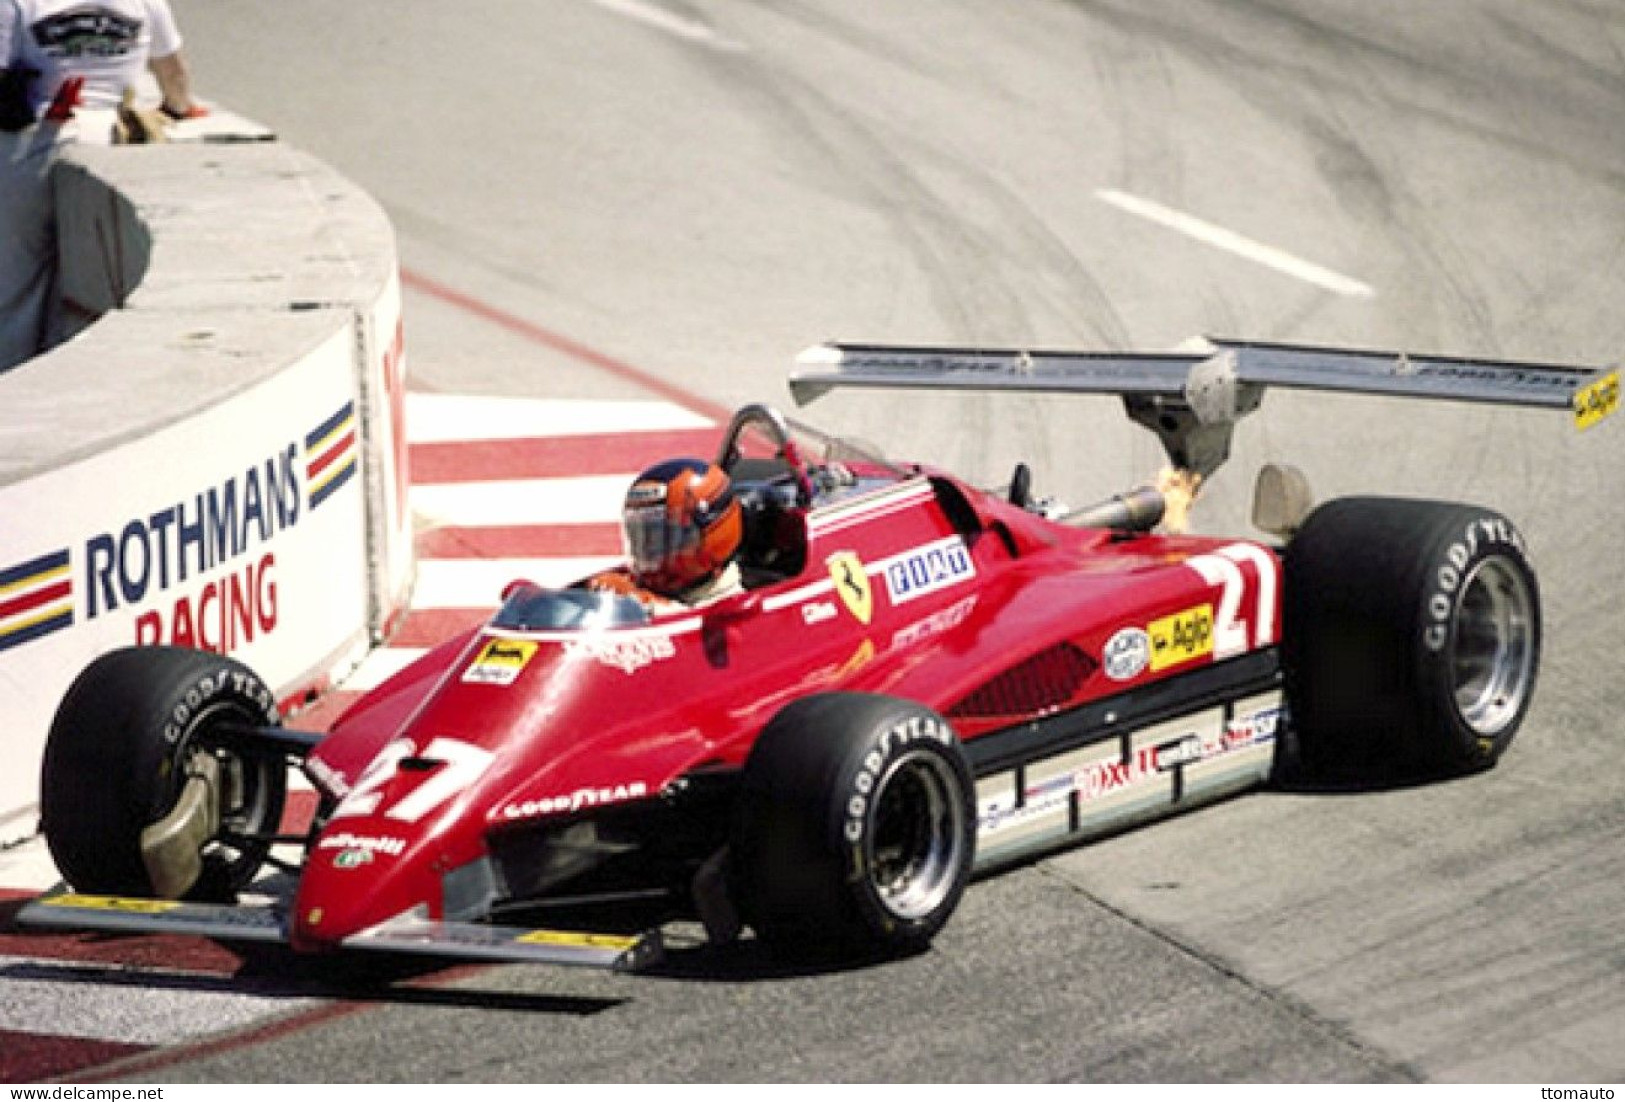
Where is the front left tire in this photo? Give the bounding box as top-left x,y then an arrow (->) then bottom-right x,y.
40,646 -> 287,899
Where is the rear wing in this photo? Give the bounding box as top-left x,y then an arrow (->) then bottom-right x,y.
790,339 -> 1619,478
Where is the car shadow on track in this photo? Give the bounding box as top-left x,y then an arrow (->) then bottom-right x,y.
639,931 -> 928,983
1269,748 -> 1491,796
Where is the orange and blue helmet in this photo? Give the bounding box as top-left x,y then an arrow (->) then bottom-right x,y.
623,459 -> 742,596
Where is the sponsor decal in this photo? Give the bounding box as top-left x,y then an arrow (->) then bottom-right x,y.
305,402 -> 359,510
980,702 -> 1282,838
979,792 -> 1061,834
624,480 -> 667,509
332,849 -> 373,869
880,536 -> 975,607
1222,704 -> 1282,750
463,638 -> 539,685
891,594 -> 978,650
802,600 -> 838,625
562,634 -> 676,674
1073,746 -> 1159,803
14,420 -> 360,657
133,553 -> 278,653
81,444 -> 302,651
1102,626 -> 1151,681
1154,735 -> 1204,771
46,894 -> 178,915
1148,603 -> 1214,671
516,929 -> 640,951
826,550 -> 872,625
0,548 -> 74,653
316,832 -> 407,858
500,781 -> 650,821
1575,370 -> 1619,431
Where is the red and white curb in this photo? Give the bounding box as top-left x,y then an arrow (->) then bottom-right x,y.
0,393 -> 719,1081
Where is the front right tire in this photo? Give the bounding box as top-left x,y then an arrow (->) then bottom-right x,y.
730,693 -> 976,959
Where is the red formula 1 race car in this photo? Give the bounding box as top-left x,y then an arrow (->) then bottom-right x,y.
22,340 -> 1619,970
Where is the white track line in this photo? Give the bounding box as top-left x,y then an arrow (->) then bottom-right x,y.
1096,188 -> 1376,298
587,0 -> 747,52
0,838 -> 62,893
410,475 -> 632,527
0,955 -> 321,1045
343,646 -> 430,692
406,395 -> 711,443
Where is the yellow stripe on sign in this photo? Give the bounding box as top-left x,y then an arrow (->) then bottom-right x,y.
1575,371 -> 1619,430
309,453 -> 357,498
0,561 -> 68,599
0,602 -> 73,639
309,413 -> 357,458
516,928 -> 640,951
47,894 -> 180,914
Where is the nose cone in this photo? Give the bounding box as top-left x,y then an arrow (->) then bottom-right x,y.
290,818 -> 443,952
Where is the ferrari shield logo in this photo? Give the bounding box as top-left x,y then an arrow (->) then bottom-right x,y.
827,551 -> 872,625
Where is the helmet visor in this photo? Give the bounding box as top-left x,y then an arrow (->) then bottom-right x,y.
625,500 -> 701,583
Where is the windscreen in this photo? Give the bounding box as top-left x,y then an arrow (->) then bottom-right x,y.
490,587 -> 649,631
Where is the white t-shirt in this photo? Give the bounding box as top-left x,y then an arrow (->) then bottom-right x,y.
1,0 -> 182,113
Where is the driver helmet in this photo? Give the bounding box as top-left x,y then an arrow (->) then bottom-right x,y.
623,458 -> 742,596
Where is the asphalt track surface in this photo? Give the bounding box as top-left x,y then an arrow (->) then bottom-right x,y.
40,0 -> 1625,1083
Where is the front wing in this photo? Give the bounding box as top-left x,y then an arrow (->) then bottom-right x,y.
16,889 -> 664,972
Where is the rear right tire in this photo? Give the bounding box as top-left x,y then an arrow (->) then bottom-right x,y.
1282,497 -> 1540,780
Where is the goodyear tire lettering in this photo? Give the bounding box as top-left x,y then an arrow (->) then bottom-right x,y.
1424,516 -> 1528,653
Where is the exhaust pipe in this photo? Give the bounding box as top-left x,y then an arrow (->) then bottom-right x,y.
1060,486 -> 1166,533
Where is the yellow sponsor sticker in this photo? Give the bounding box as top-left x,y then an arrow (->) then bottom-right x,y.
516,928 -> 640,951
462,638 -> 539,686
1574,370 -> 1619,431
1148,604 -> 1214,671
47,894 -> 180,915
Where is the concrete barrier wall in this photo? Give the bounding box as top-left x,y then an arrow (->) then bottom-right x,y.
0,141 -> 413,842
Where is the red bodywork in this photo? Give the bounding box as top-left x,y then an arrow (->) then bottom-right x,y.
292,455 -> 1280,951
